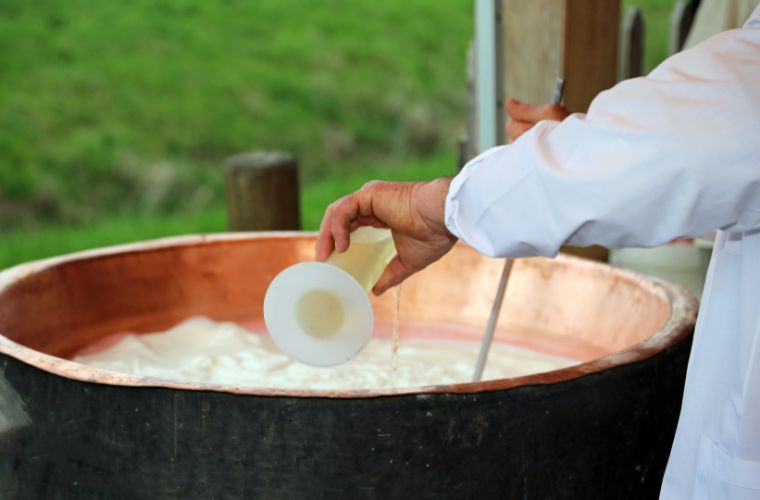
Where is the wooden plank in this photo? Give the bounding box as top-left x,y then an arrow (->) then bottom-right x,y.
618,7 -> 645,80
563,0 -> 621,112
500,0 -> 620,113
501,0 -> 565,107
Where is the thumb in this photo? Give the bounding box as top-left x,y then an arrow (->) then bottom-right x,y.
372,256 -> 416,295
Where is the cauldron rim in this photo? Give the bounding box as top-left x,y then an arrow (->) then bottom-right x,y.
0,232 -> 698,399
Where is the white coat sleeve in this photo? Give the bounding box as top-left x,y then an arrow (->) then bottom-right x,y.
445,25 -> 760,259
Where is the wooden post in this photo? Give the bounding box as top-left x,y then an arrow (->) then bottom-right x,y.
500,0 -> 621,114
457,135 -> 470,169
669,0 -> 700,55
618,7 -> 645,81
223,151 -> 300,231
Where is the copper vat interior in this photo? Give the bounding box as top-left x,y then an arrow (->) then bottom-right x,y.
0,233 -> 696,396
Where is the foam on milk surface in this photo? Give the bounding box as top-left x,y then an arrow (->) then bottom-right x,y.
74,317 -> 579,390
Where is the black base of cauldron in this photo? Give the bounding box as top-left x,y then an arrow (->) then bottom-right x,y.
0,335 -> 691,500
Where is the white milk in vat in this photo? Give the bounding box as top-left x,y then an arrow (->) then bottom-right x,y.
73,317 -> 580,390
74,228 -> 579,389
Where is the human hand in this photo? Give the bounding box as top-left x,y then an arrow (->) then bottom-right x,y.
505,98 -> 570,142
316,178 -> 457,295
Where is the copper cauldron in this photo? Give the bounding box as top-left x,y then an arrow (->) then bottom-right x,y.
0,233 -> 697,499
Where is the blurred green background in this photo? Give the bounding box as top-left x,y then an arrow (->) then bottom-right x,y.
0,0 -> 673,269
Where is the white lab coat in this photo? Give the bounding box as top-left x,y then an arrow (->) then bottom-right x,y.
444,7 -> 760,499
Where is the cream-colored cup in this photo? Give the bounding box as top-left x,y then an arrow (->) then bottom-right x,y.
264,227 -> 397,366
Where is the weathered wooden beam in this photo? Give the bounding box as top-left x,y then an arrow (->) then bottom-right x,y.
457,135 -> 469,169
223,151 -> 300,231
669,0 -> 700,54
500,0 -> 621,114
619,7 -> 645,81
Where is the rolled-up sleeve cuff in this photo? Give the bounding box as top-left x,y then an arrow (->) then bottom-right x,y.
444,158 -> 480,241
442,129 -> 561,259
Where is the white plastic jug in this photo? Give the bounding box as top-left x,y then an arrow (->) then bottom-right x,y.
264,227 -> 397,366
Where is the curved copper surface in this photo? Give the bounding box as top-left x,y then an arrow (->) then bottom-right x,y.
0,232 -> 698,398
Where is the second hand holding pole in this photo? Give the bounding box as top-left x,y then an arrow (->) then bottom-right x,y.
472,77 -> 566,382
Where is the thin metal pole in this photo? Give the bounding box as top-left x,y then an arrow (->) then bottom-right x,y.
472,77 -> 565,382
472,259 -> 514,381
475,0 -> 498,152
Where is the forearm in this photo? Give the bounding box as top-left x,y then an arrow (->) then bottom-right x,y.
445,28 -> 760,258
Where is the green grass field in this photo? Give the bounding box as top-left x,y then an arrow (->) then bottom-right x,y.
0,0 -> 471,226
0,154 -> 454,269
0,0 -> 675,270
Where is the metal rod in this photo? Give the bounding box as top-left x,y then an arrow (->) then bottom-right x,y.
472,77 -> 565,382
472,259 -> 514,381
550,77 -> 565,106
475,0 -> 498,152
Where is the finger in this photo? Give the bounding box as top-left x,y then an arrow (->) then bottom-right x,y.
348,218 -> 384,233
340,181 -> 388,236
505,98 -> 523,112
507,99 -> 566,123
318,183 -> 388,259
506,99 -> 545,122
348,219 -> 361,232
356,214 -> 388,228
505,98 -> 534,121
372,256 -> 416,295
544,104 -> 569,121
316,206 -> 336,261
506,119 -> 533,142
330,196 -> 359,252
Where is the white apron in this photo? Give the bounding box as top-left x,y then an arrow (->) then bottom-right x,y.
668,227 -> 760,498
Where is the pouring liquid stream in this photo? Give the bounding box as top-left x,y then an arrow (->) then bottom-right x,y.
390,285 -> 401,385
